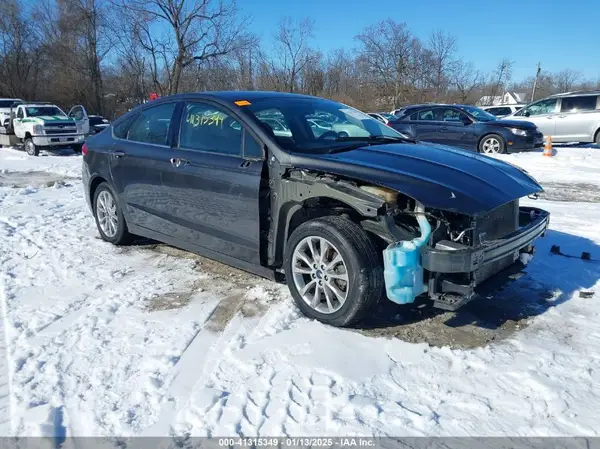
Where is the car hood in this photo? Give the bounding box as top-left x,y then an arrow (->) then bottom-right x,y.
491,119 -> 537,129
288,142 -> 543,216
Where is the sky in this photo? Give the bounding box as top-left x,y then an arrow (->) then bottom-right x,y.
240,0 -> 600,82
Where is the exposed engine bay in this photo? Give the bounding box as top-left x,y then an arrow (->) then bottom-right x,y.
357,183 -> 549,311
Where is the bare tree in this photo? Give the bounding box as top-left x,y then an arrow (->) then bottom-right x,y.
113,0 -> 250,94
264,16 -> 315,93
483,58 -> 513,105
428,30 -> 457,101
553,69 -> 583,93
452,60 -> 482,103
356,19 -> 417,108
0,0 -> 43,99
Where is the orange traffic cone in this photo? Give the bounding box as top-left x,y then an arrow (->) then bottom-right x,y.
543,136 -> 553,157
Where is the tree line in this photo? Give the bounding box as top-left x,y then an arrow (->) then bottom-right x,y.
1,0 -> 598,119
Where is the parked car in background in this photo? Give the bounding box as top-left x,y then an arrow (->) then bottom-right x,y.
0,98 -> 23,131
503,90 -> 600,145
2,102 -> 86,155
481,104 -> 526,118
389,104 -> 544,154
368,112 -> 396,125
82,91 -> 549,327
88,115 -> 110,134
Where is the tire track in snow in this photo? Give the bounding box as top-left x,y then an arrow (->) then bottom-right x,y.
0,275 -> 15,436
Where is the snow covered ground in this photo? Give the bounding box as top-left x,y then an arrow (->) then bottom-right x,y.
0,145 -> 599,439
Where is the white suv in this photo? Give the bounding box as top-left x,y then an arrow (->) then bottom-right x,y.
481,104 -> 526,118
504,90 -> 600,145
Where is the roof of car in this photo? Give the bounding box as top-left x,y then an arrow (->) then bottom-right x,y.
400,103 -> 476,110
156,91 -> 319,103
550,89 -> 600,98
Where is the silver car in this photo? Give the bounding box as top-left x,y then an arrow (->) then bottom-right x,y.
504,90 -> 600,145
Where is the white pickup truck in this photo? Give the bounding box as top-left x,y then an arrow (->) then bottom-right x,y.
0,102 -> 89,156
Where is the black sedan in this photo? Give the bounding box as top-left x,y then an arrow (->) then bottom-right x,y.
88,115 -> 110,134
81,92 -> 548,327
389,104 -> 544,154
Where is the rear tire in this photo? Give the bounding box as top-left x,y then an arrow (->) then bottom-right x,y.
479,134 -> 506,154
92,182 -> 133,245
24,138 -> 39,156
284,215 -> 384,327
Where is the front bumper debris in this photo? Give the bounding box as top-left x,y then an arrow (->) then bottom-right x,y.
421,206 -> 550,310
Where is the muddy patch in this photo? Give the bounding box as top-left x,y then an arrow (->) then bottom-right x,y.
0,171 -> 77,188
147,292 -> 194,311
136,240 -> 557,349
358,276 -> 557,348
539,182 -> 600,203
141,242 -> 278,326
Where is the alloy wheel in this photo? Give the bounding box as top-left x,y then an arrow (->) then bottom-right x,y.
96,190 -> 118,238
291,236 -> 349,314
482,137 -> 501,154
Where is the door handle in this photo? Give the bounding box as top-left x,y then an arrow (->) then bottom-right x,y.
439,127 -> 448,131
558,115 -> 567,118
239,160 -> 252,168
170,157 -> 189,168
112,151 -> 126,158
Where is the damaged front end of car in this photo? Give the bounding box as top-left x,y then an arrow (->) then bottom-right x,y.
380,195 -> 549,310
273,165 -> 550,312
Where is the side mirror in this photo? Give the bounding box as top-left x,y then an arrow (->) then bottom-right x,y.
523,110 -> 530,117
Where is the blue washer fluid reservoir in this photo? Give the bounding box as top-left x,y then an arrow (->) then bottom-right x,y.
382,211 -> 431,304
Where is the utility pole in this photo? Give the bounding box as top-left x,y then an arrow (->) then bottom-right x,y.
531,62 -> 541,102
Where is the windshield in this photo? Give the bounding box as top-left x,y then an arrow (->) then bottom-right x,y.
25,106 -> 66,117
244,97 -> 405,153
457,106 -> 497,122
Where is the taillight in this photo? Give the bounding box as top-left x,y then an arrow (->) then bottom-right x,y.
82,143 -> 88,156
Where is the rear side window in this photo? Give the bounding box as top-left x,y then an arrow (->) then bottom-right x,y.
127,102 -> 176,145
560,96 -> 597,113
179,102 -> 242,156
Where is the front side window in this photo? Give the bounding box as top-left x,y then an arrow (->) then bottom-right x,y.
127,102 -> 176,145
179,102 -> 242,156
25,106 -> 66,117
456,106 -> 496,122
440,108 -> 469,122
70,107 -> 85,120
560,96 -> 597,113
517,98 -> 558,116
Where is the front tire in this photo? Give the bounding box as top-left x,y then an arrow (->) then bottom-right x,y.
595,129 -> 600,146
479,134 -> 506,154
93,182 -> 133,245
284,216 -> 384,327
24,138 -> 39,156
